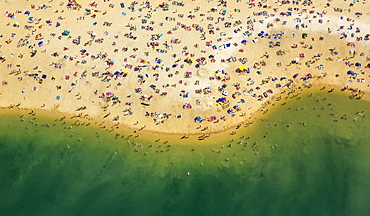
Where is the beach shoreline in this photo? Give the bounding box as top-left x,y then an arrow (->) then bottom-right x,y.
1,84 -> 366,147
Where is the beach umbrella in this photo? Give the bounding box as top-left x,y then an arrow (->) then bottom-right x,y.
217,97 -> 226,102
347,70 -> 354,74
239,66 -> 247,71
24,11 -> 30,15
355,62 -> 362,67
194,116 -> 202,122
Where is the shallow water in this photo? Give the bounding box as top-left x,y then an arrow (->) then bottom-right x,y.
0,90 -> 370,216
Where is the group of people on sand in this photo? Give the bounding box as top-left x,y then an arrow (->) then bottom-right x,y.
0,0 -> 369,134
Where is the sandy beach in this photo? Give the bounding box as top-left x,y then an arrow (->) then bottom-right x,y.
0,0 -> 369,135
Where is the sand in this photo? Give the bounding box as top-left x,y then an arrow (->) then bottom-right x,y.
0,0 -> 369,135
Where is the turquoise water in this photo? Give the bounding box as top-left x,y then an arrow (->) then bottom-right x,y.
0,90 -> 370,216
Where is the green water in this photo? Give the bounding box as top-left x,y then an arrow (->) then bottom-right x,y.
0,90 -> 370,216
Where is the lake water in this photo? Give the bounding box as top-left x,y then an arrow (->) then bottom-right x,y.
0,90 -> 369,216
